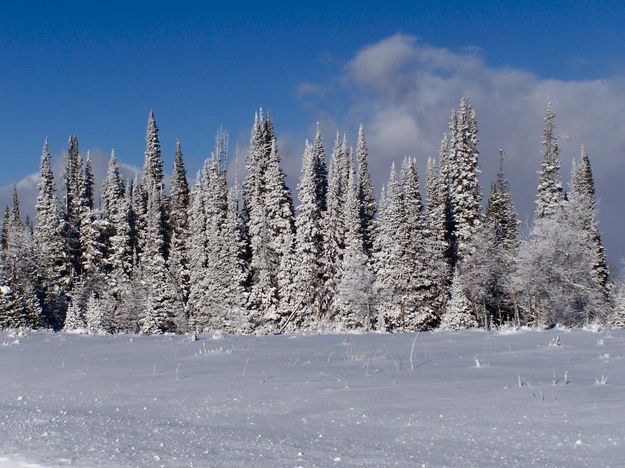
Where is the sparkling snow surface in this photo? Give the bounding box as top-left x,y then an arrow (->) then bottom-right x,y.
1,328 -> 624,467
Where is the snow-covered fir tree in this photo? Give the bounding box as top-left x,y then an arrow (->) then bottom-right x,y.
356,124 -> 376,256
139,186 -> 181,334
448,98 -> 482,266
335,165 -> 374,329
291,132 -> 327,329
243,112 -> 295,333
143,111 -> 165,194
62,297 -> 85,331
100,150 -> 125,219
105,188 -> 134,301
424,155 -> 451,317
0,190 -> 42,329
129,173 -> 146,258
78,154 -> 105,280
167,139 -> 191,315
63,135 -> 83,279
535,98 -> 563,219
459,149 -> 520,327
569,148 -> 609,292
373,164 -> 409,330
34,140 -> 69,328
321,134 -> 350,323
84,293 -> 107,333
187,147 -> 246,333
439,272 -> 478,330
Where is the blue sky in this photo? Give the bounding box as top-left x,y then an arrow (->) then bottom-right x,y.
1,0 -> 625,263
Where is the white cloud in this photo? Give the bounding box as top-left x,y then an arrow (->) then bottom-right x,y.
304,33 -> 625,269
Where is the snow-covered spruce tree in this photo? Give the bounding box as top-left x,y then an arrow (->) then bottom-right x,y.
84,293 -> 107,333
129,173 -> 146,259
356,124 -> 376,256
106,187 -> 135,332
167,139 -> 191,317
447,98 -> 482,267
510,204 -> 608,327
139,186 -> 181,334
142,111 -> 165,194
1,206 -> 9,250
291,134 -> 327,329
535,98 -> 563,219
222,188 -> 248,332
187,148 -> 246,333
374,159 -> 439,331
335,164 -> 374,329
34,140 -> 70,328
247,138 -> 296,333
439,271 -> 478,330
69,155 -> 111,332
78,154 -> 105,279
373,164 -> 411,330
569,148 -> 609,292
0,190 -> 43,329
486,149 -> 519,253
242,112 -> 295,333
62,296 -> 84,330
610,280 -> 625,328
458,149 -> 520,327
63,135 -> 83,279
424,155 -> 451,318
321,133 -> 350,324
186,175 -> 208,330
242,109 -> 274,234
100,150 -> 125,220
399,157 -> 440,330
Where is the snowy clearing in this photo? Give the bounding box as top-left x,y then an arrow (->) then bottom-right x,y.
1,328 -> 624,467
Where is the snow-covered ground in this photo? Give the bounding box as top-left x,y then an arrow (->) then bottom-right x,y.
0,328 -> 624,467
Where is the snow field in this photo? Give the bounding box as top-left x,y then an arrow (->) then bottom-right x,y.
1,328 -> 624,467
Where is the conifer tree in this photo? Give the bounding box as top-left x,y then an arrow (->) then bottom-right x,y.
448,98 -> 482,266
107,187 -> 134,295
439,272 -> 478,330
0,190 -> 42,329
424,156 -> 451,319
356,125 -> 376,255
143,111 -> 164,194
129,174 -> 146,258
85,293 -> 106,333
335,165 -> 374,329
373,164 -> 408,330
63,296 -> 85,330
187,143 -> 246,333
139,186 -> 180,334
321,134 -> 350,322
1,206 -> 9,250
291,135 -> 327,328
458,149 -> 520,326
243,112 -> 295,332
79,155 -> 105,279
535,99 -> 563,219
569,148 -> 609,290
100,150 -> 125,220
63,135 -> 83,279
168,139 -> 190,309
34,140 -> 69,328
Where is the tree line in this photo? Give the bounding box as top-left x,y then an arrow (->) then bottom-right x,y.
1,98 -> 623,333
